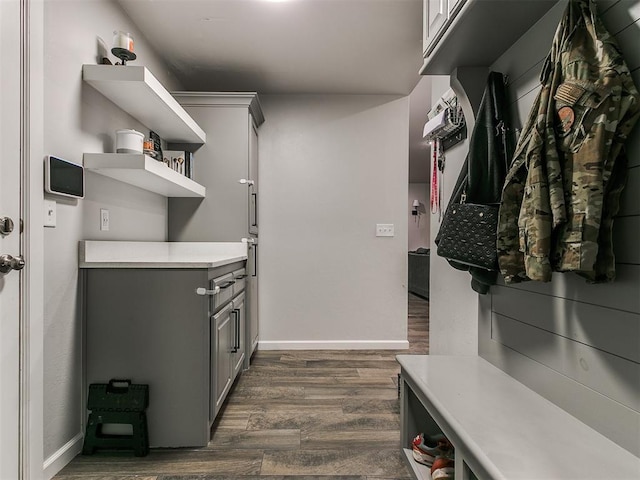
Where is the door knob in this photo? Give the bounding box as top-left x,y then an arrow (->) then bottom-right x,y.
0,254 -> 25,274
0,217 -> 15,235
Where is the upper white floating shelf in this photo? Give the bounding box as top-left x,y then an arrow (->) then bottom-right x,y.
83,64 -> 206,144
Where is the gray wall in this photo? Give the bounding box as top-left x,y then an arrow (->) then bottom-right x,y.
409,76 -> 432,183
480,0 -> 640,457
428,75 -> 480,355
258,95 -> 409,349
43,0 -> 181,467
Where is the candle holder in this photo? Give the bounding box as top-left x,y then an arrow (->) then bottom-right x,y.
111,47 -> 136,65
112,30 -> 136,65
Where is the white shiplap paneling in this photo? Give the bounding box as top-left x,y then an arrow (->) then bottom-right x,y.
491,313 -> 640,412
492,285 -> 640,361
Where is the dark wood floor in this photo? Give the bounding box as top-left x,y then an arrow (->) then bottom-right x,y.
55,294 -> 429,480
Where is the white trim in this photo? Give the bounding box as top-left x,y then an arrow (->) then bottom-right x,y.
258,340 -> 410,350
26,0 -> 45,477
20,0 -> 31,473
42,433 -> 83,480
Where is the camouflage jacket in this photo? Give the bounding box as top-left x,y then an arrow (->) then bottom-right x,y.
497,0 -> 640,284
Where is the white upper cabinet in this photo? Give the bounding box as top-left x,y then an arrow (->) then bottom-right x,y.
447,0 -> 465,16
420,0 -> 558,75
423,0 -> 449,56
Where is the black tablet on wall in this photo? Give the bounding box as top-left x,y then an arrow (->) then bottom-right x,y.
45,155 -> 84,199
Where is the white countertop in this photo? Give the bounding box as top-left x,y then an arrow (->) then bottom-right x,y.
397,355 -> 640,480
79,241 -> 247,268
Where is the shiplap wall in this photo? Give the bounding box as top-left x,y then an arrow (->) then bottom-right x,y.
479,0 -> 640,457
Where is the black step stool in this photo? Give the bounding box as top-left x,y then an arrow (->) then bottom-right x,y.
82,379 -> 149,456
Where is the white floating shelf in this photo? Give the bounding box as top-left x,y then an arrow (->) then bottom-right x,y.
82,65 -> 206,144
84,153 -> 205,198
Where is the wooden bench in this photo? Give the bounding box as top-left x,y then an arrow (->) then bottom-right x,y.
397,355 -> 640,480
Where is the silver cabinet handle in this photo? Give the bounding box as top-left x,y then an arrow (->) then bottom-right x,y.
238,179 -> 254,186
217,280 -> 235,290
251,192 -> 258,227
231,309 -> 239,353
241,237 -> 256,244
195,286 -> 220,296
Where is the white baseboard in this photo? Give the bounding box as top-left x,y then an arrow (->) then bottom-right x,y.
258,340 -> 410,350
43,432 -> 83,480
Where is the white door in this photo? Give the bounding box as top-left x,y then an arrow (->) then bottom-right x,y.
0,0 -> 26,478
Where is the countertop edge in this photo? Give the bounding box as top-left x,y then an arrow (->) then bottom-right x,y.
79,255 -> 247,269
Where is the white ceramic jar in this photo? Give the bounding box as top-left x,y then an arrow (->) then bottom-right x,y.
116,129 -> 144,154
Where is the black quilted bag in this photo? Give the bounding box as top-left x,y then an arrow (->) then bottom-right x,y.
436,202 -> 499,271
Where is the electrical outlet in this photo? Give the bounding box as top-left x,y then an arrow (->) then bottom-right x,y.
44,200 -> 56,227
100,209 -> 110,231
376,224 -> 394,237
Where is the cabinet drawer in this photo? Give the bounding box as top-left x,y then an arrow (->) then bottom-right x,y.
212,273 -> 235,310
232,268 -> 247,296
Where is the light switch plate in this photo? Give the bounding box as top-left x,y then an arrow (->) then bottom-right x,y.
100,208 -> 110,231
376,224 -> 394,237
44,199 -> 56,227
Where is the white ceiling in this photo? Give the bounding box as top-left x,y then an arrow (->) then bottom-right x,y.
118,0 -> 431,180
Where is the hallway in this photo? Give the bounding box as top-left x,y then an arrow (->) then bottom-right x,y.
55,294 -> 429,479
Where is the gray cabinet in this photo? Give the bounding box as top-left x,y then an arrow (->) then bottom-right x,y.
231,292 -> 246,378
246,243 -> 259,362
83,260 -> 246,448
168,92 -> 263,371
248,122 -> 259,235
212,303 -> 233,418
211,293 -> 246,419
210,269 -> 247,419
167,93 -> 264,242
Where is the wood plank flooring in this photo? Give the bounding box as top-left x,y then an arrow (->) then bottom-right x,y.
54,294 -> 429,480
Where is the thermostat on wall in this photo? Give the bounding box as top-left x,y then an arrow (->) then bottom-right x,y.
45,155 -> 84,199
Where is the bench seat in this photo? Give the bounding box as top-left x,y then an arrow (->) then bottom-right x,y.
397,355 -> 640,480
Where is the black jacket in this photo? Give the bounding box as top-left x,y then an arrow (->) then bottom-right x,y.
436,71 -> 512,294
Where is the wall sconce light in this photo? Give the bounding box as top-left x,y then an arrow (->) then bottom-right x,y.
412,199 -> 420,216
412,199 -> 423,226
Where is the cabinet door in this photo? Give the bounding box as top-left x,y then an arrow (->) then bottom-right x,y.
248,118 -> 259,235
448,0 -> 464,16
231,293 -> 246,378
248,244 -> 259,358
168,104 -> 250,242
212,304 -> 233,418
423,0 -> 448,55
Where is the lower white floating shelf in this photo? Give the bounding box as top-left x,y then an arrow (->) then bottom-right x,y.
83,153 -> 205,198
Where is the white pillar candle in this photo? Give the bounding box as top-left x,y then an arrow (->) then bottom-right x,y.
113,30 -> 134,52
